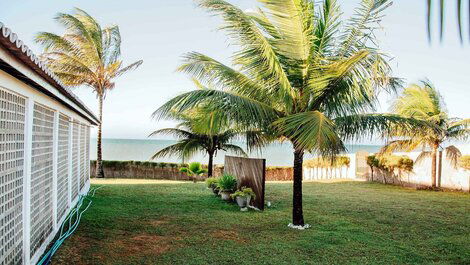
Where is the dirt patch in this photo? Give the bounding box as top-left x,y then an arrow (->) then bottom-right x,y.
113,234 -> 171,256
212,230 -> 246,243
148,219 -> 169,227
53,235 -> 105,265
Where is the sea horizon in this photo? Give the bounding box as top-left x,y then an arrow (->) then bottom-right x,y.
90,138 -> 386,166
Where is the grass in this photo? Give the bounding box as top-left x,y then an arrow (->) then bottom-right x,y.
53,179 -> 470,265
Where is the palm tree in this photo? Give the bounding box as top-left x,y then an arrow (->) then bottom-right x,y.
150,111 -> 247,177
382,80 -> 470,188
35,8 -> 143,178
154,0 -> 423,226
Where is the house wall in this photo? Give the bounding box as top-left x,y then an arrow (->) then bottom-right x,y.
0,67 -> 92,265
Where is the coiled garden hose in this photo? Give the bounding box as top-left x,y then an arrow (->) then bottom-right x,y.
37,186 -> 104,265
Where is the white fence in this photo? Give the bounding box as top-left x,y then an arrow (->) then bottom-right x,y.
303,151 -> 470,192
0,86 -> 91,265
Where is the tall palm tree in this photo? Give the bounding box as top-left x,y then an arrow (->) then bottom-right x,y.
382,80 -> 470,188
35,8 -> 143,178
150,110 -> 247,177
154,0 -> 423,226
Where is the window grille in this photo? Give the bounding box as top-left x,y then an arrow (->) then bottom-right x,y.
71,122 -> 79,200
29,103 -> 54,257
79,124 -> 86,190
85,126 -> 90,182
0,88 -> 25,265
57,114 -> 70,221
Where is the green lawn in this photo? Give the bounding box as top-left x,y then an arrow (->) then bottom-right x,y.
53,180 -> 470,265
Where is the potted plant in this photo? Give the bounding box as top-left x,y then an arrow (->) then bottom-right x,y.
217,174 -> 237,201
205,177 -> 220,195
231,187 -> 256,209
180,162 -> 207,182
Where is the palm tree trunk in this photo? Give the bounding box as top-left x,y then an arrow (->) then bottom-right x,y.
438,149 -> 443,188
96,94 -> 105,178
370,167 -> 374,181
208,150 -> 214,177
292,149 -> 305,226
431,145 -> 438,188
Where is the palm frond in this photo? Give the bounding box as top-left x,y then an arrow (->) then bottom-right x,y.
445,145 -> 462,168
380,139 -> 422,154
274,111 -> 345,157
198,0 -> 295,101
335,113 -> 433,141
153,89 -> 278,129
148,128 -> 195,139
110,60 -> 143,78
221,144 -> 248,157
415,151 -> 433,165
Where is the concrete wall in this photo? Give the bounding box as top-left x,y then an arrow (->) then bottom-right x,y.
368,152 -> 470,191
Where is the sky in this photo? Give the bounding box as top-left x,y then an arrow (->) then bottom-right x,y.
1,0 -> 469,142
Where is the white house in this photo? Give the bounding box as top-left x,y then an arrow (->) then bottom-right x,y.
0,23 -> 99,265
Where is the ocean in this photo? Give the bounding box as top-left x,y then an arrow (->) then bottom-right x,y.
90,138 -> 384,166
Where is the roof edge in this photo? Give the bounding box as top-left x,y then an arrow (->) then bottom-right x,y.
0,21 -> 99,125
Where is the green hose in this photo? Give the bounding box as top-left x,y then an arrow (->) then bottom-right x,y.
37,185 -> 103,265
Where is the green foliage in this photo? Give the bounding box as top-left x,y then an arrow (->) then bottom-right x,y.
180,162 -> 207,176
459,155 -> 470,170
94,160 -> 184,170
230,190 -> 246,199
205,177 -> 219,188
217,174 -> 237,192
366,155 -> 380,168
304,156 -> 350,168
230,186 -> 256,200
368,154 -> 414,172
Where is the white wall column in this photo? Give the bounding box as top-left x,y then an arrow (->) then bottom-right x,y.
22,99 -> 34,265
51,111 -> 59,230
67,118 -> 73,208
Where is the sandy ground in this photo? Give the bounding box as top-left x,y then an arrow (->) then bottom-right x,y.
91,178 -> 365,185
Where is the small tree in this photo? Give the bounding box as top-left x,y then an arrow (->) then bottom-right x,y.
367,155 -> 380,181
180,162 -> 207,182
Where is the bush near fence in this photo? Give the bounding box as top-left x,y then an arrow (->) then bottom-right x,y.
91,160 -> 293,180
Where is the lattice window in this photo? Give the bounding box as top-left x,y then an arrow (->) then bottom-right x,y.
57,113 -> 70,221
0,88 -> 25,265
71,121 -> 79,200
79,124 -> 86,190
30,103 -> 54,257
85,126 -> 90,184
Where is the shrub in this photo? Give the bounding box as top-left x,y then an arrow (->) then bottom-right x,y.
368,154 -> 414,172
459,155 -> 470,170
205,177 -> 219,188
180,162 -> 207,176
304,156 -> 350,168
230,187 -> 256,200
217,174 -> 237,192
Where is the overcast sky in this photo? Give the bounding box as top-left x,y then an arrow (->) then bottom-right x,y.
1,0 -> 469,141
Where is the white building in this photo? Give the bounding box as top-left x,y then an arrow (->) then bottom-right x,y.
0,23 -> 99,265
